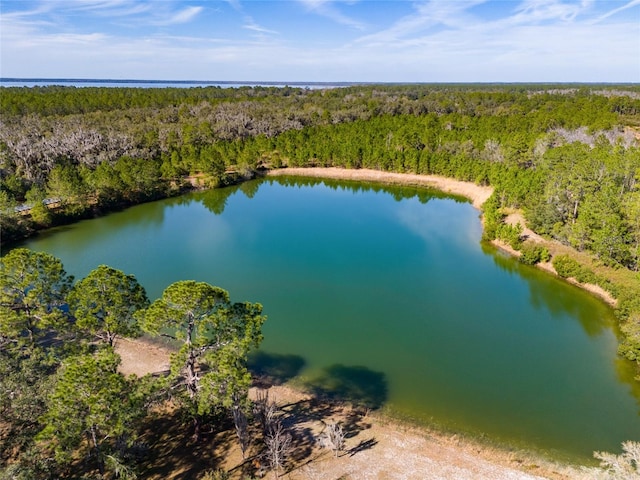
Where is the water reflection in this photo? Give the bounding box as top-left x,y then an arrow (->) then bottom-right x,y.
482,242 -> 640,416
13,199 -> 166,255
193,184 -> 243,215
482,242 -> 610,337
261,175 -> 463,205
396,198 -> 480,251
238,178 -> 261,199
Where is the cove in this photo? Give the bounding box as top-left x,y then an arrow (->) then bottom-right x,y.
12,176 -> 640,461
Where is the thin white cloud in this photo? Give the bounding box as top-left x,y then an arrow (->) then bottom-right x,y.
90,3 -> 152,18
153,6 -> 203,26
243,21 -> 279,35
48,32 -> 108,44
218,0 -> 279,37
53,0 -> 131,11
152,34 -> 230,45
44,0 -> 148,16
298,0 -> 367,30
1,1 -> 203,34
1,3 -> 53,18
4,30 -> 108,49
223,0 -> 242,11
510,0 -> 593,24
354,0 -> 486,46
593,0 -> 640,22
1,0 -> 638,82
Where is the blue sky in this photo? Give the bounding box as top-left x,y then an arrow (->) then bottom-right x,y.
1,0 -> 639,82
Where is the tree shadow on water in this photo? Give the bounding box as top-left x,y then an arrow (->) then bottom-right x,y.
248,351 -> 306,387
303,364 -> 388,411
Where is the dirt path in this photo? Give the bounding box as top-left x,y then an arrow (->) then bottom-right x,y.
115,339 -> 585,480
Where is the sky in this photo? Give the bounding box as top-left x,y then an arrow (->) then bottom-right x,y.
1,0 -> 639,83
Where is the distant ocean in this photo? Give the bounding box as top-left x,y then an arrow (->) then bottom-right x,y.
0,78 -> 357,89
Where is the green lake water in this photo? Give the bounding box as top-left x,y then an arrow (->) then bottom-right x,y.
12,176 -> 640,461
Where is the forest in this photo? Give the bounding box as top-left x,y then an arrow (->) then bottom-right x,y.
1,84 -> 640,477
2,84 -> 640,267
1,248 -> 271,478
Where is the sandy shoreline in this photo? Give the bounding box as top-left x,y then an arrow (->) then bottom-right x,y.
266,167 -> 493,209
115,338 -> 582,479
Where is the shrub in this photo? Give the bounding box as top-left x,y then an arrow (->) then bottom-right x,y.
540,248 -> 551,263
482,219 -> 498,242
574,266 -> 597,284
593,440 -> 640,479
619,315 -> 640,362
519,243 -> 550,265
552,254 -> 582,278
552,254 -> 600,284
481,194 -> 503,242
496,222 -> 523,250
618,290 -> 640,321
199,469 -> 230,480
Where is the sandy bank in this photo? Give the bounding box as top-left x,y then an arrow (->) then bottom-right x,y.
266,167 -> 493,210
115,338 -> 583,480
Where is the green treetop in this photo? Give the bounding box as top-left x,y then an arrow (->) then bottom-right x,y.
137,280 -> 265,435
68,265 -> 148,347
0,248 -> 73,347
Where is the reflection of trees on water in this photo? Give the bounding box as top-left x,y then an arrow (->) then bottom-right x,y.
481,242 -> 611,338
195,179 -> 263,215
114,200 -> 166,228
482,242 -> 640,412
248,350 -> 390,410
19,200 -> 167,252
615,358 -> 640,413
264,175 -> 466,205
194,184 -> 241,215
238,178 -> 261,199
194,175 -> 469,216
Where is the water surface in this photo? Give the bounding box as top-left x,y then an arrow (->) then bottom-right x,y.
14,177 -> 640,461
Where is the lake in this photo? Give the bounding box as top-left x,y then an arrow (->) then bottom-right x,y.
13,176 -> 640,461
0,78 -> 353,89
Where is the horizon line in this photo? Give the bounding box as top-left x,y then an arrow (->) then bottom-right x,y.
1,78 -> 639,86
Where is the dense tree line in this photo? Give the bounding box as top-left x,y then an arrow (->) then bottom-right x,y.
1,83 -> 640,368
5,85 -> 637,265
0,248 -> 265,479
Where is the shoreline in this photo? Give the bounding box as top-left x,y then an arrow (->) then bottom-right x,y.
267,167 -> 617,307
266,167 -> 493,209
115,337 -> 584,479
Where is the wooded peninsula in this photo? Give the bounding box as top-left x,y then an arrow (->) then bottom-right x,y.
2,83 -> 640,479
